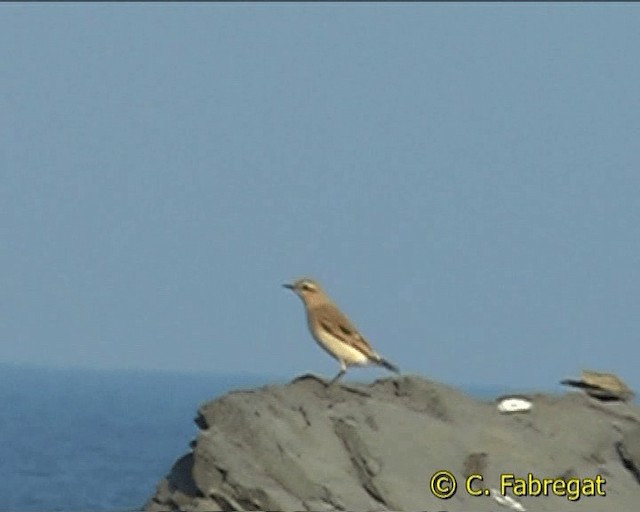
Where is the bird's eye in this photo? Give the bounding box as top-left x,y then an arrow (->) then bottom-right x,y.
302,282 -> 314,291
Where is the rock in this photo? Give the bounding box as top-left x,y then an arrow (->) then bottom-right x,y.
463,452 -> 488,479
145,374 -> 640,511
145,453 -> 210,512
616,425 -> 640,484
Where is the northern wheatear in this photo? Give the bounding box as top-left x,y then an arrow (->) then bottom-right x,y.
283,277 -> 400,385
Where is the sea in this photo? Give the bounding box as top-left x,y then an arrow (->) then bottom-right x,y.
0,364 -> 513,512
0,364 -> 271,512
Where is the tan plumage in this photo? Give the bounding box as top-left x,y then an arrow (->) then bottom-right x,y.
284,277 -> 399,385
312,303 -> 377,361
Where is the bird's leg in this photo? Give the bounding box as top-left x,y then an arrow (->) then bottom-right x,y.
328,362 -> 347,386
328,369 -> 346,386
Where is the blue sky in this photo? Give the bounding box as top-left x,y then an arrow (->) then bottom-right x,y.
2,4 -> 639,391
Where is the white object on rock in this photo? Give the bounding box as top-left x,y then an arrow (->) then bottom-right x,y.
490,488 -> 526,511
496,395 -> 533,414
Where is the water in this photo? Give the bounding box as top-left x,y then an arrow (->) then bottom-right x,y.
0,364 -> 269,511
0,364 -> 539,511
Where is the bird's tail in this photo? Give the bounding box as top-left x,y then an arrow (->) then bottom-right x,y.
377,357 -> 400,374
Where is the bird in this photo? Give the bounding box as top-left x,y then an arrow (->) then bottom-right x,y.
560,370 -> 635,402
283,277 -> 400,385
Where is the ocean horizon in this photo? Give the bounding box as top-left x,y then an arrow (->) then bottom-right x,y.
0,363 -> 553,511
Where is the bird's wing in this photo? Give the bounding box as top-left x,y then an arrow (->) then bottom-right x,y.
315,304 -> 377,359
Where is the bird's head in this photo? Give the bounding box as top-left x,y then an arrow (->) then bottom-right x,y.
283,277 -> 324,303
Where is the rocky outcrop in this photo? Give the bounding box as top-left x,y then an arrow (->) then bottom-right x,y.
145,374 -> 640,512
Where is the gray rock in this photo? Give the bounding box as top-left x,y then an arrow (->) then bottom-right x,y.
145,374 -> 640,511
617,425 -> 640,484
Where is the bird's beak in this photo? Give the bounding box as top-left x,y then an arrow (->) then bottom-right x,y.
282,283 -> 294,290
